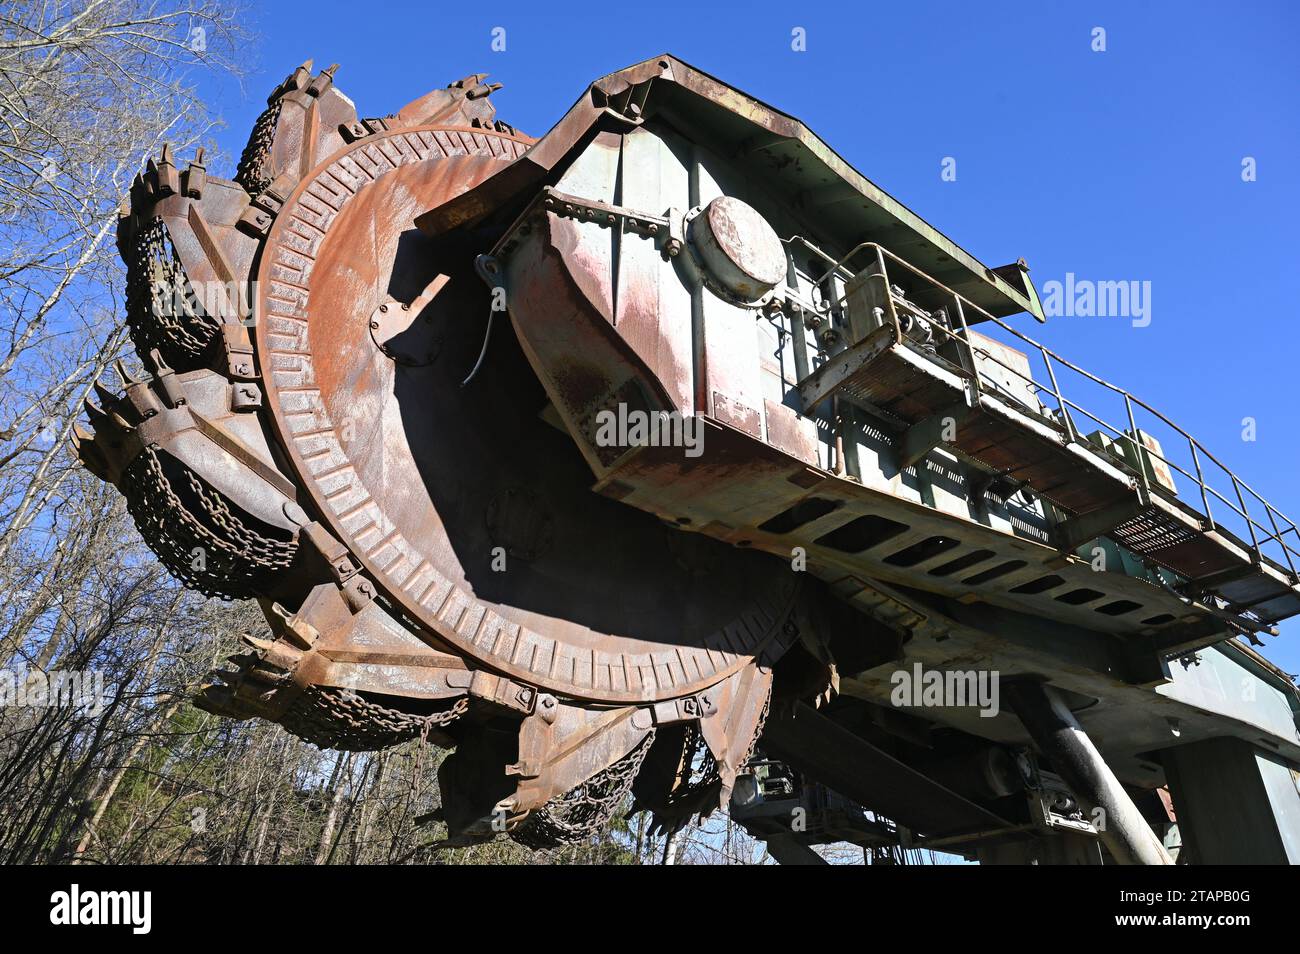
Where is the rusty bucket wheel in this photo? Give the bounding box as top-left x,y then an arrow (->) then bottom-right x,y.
251,123 -> 801,707
82,64 -> 548,727
78,60 -> 816,850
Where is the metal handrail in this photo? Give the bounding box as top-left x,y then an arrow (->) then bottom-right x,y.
818,242 -> 1300,582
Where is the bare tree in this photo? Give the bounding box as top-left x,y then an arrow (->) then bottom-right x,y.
0,0 -> 254,864
0,3 -> 656,868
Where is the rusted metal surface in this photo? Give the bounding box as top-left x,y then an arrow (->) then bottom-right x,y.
690,196 -> 786,302
76,54 -> 1300,859
77,59 -> 819,850
418,56 -> 1041,322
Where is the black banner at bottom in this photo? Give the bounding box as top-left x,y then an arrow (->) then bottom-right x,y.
5,863 -> 1281,941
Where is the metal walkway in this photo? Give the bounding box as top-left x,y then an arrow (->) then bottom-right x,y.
799,243 -> 1300,632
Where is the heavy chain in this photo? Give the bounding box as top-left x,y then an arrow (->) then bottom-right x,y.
509,729 -> 657,850
674,723 -> 720,802
280,687 -> 469,752
738,681 -> 773,768
654,680 -> 772,823
234,97 -> 284,197
125,217 -> 221,368
123,446 -> 297,600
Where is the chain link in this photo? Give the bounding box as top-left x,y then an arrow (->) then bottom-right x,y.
280,687 -> 469,752
235,97 -> 284,197
126,217 -> 221,368
123,446 -> 297,600
509,729 -> 657,850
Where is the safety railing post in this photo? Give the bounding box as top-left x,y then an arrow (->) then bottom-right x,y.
1288,527 -> 1300,584
952,296 -> 981,399
1262,501 -> 1297,580
1232,474 -> 1262,564
876,246 -> 902,345
1123,394 -> 1149,494
1189,438 -> 1214,530
1042,349 -> 1078,443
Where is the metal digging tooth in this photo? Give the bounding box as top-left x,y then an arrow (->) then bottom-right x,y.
240,634 -> 274,653
92,380 -> 118,407
82,397 -> 107,424
114,358 -> 138,387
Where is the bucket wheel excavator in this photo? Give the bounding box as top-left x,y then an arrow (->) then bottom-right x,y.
77,56 -> 1300,862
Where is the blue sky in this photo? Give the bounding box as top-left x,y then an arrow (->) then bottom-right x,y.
198,0 -> 1300,674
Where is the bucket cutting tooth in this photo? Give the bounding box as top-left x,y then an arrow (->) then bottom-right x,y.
114,358 -> 139,387
72,424 -> 112,481
286,60 -> 313,93
240,633 -> 274,653
193,684 -> 243,720
92,380 -> 119,407
82,397 -> 107,424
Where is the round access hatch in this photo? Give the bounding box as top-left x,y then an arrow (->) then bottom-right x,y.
689,195 -> 786,302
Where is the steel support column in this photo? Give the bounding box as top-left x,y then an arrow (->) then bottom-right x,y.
1006,680 -> 1173,865
1162,737 -> 1300,864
